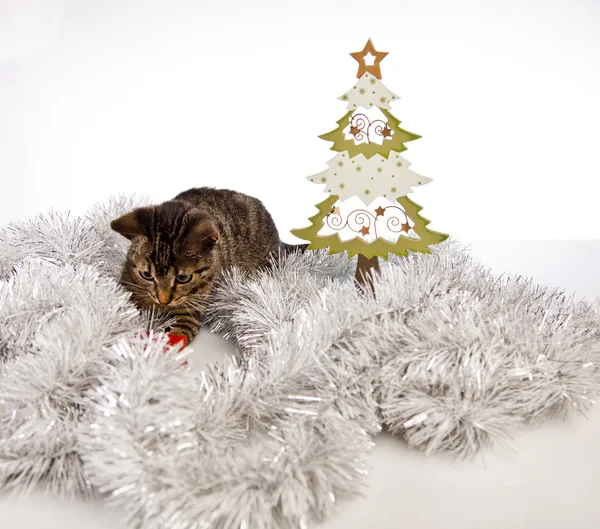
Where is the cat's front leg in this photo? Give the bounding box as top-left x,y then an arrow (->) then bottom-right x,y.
167,309 -> 204,344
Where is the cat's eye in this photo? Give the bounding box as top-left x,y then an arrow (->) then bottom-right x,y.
139,270 -> 154,281
176,273 -> 193,284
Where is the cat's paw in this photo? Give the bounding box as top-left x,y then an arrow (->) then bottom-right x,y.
168,327 -> 198,344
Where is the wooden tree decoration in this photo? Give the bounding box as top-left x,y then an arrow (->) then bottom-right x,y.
292,39 -> 448,293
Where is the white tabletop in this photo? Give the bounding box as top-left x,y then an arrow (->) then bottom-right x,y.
2,240 -> 599,529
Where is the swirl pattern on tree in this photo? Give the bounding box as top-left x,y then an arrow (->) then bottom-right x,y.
319,196 -> 413,243
344,107 -> 393,146
348,113 -> 392,145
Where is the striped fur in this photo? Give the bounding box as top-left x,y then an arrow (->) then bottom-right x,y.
111,187 -> 306,342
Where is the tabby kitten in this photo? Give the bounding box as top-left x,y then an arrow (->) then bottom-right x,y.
111,187 -> 304,342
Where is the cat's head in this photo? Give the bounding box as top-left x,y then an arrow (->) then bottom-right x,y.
111,200 -> 220,309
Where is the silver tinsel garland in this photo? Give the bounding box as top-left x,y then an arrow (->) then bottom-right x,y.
1,196 -> 599,528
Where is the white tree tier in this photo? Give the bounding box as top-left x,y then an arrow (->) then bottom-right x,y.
307,150 -> 432,201
338,72 -> 400,111
317,195 -> 418,244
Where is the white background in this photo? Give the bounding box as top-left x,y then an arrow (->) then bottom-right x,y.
1,0 -> 599,241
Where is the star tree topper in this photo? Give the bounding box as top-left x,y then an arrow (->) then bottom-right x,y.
350,39 -> 389,79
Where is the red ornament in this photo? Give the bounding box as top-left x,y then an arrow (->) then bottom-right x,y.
165,333 -> 188,349
145,332 -> 188,365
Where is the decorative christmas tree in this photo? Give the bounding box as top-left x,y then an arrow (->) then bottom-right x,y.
292,39 -> 448,291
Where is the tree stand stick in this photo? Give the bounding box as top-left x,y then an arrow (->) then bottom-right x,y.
355,254 -> 380,295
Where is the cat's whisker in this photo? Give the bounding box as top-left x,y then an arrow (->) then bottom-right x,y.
119,279 -> 160,304
180,299 -> 209,314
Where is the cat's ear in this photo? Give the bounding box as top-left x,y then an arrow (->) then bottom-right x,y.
181,219 -> 219,254
111,208 -> 152,241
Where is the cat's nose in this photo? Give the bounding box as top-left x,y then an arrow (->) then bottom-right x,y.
157,291 -> 172,305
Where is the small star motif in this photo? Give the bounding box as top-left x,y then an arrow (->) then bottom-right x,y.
381,127 -> 392,138
375,206 -> 386,217
339,183 -> 346,189
396,161 -> 403,167
359,88 -> 366,95
364,189 -> 371,195
320,176 -> 327,183
337,160 -> 344,167
341,94 -> 349,101
369,77 -> 377,85
391,186 -> 397,193
379,96 -> 387,104
350,125 -> 361,136
359,226 -> 370,236
376,167 -> 383,173
401,222 -> 411,233
355,165 -> 362,172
